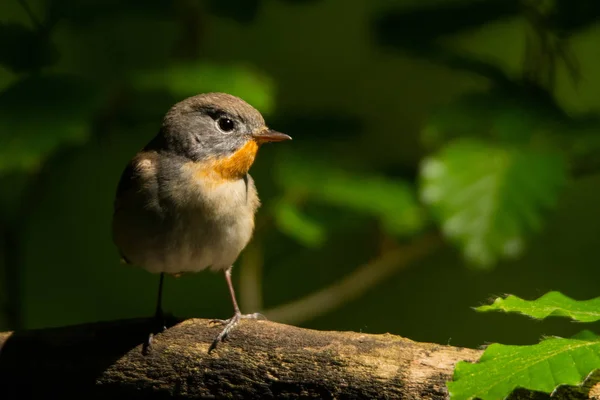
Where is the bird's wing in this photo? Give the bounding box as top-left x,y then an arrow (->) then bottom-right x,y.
112,151 -> 161,264
113,151 -> 160,214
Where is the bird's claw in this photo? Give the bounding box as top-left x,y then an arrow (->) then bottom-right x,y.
208,312 -> 267,353
209,312 -> 266,326
142,314 -> 167,355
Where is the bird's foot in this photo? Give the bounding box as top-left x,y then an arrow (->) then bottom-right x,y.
142,312 -> 168,355
208,312 -> 266,353
209,312 -> 265,326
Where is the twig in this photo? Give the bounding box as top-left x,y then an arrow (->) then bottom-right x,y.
263,231 -> 442,324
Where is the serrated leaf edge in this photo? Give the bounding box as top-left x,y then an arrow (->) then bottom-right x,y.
449,336 -> 600,400
475,292 -> 600,322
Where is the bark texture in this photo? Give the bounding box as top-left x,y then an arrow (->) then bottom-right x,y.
0,318 -> 595,399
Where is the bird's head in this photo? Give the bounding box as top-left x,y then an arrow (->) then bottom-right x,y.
150,92 -> 291,179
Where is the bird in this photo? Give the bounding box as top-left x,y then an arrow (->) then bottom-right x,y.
111,92 -> 291,353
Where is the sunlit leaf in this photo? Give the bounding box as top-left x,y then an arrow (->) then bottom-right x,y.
419,139 -> 566,267
132,62 -> 275,114
273,200 -> 326,248
448,331 -> 600,400
0,74 -> 102,173
276,153 -> 426,237
477,292 -> 600,322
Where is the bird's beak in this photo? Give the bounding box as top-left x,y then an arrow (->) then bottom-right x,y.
252,128 -> 292,143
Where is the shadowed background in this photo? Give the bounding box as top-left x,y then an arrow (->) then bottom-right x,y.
1,0 -> 600,350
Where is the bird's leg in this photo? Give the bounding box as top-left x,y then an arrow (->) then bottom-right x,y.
143,272 -> 166,355
208,266 -> 266,353
154,272 -> 167,330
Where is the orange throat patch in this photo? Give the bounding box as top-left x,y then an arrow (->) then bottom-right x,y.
210,140 -> 259,180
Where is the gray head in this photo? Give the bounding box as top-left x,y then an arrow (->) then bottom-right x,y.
146,92 -> 290,162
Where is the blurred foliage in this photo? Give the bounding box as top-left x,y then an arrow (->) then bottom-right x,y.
375,0 -> 521,46
0,0 -> 600,365
45,0 -> 176,26
420,139 -> 566,267
0,74 -> 103,174
374,0 -> 600,46
275,151 -> 426,242
273,200 -> 327,248
421,88 -> 569,147
206,0 -> 261,24
132,62 -> 275,114
0,22 -> 58,73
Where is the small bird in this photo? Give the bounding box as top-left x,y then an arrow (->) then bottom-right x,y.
111,92 -> 291,353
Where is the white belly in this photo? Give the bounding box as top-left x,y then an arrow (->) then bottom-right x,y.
136,175 -> 259,274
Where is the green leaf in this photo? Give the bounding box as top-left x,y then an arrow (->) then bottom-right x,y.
273,200 -> 326,248
477,292 -> 600,322
448,332 -> 600,400
0,74 -> 102,174
132,62 -> 275,114
572,330 -> 599,340
419,139 -> 566,267
276,152 -> 426,237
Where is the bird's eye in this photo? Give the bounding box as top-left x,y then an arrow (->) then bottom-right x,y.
217,117 -> 235,133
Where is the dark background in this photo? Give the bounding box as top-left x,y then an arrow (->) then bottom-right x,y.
1,0 -> 600,350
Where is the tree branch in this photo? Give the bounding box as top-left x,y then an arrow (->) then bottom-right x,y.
0,318 -> 596,399
0,317 -> 475,399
